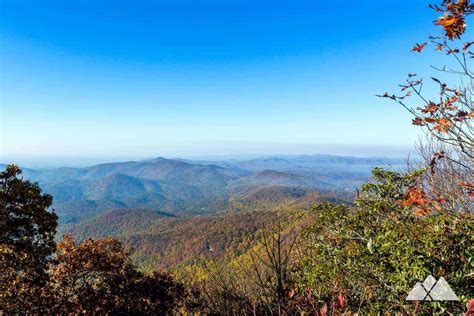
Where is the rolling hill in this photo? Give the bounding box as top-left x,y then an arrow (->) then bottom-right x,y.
63,204 -> 314,271
2,154 -> 404,225
2,154 -> 405,273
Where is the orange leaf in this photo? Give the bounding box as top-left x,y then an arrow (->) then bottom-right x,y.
434,118 -> 453,132
420,103 -> 439,113
415,207 -> 429,217
435,44 -> 445,51
401,187 -> 428,207
436,15 -> 458,27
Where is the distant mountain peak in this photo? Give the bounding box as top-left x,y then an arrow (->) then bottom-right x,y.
257,170 -> 299,179
148,157 -> 168,162
145,157 -> 191,167
261,157 -> 290,163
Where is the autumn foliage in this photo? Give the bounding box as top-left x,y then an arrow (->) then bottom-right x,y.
45,235 -> 187,314
293,169 -> 473,314
379,0 -> 473,215
0,165 -> 187,314
0,165 -> 58,313
292,1 -> 473,313
431,0 -> 474,39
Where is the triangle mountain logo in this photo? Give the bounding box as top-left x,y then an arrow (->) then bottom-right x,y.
406,275 -> 459,301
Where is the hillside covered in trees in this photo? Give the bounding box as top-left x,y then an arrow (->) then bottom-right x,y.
1,154 -> 399,224
1,0 -> 473,315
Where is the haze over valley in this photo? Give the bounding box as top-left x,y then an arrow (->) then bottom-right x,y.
3,154 -> 404,224
1,153 -> 405,270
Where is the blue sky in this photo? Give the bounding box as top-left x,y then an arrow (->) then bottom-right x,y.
0,0 -> 449,165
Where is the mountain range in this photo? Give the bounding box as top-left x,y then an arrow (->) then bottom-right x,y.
1,154 -> 404,224
1,154 -> 405,270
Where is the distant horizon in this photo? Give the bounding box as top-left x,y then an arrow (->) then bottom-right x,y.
0,142 -> 413,169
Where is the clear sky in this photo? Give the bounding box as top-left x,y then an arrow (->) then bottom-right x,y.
0,0 -> 450,166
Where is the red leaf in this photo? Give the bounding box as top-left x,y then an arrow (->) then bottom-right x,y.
412,43 -> 427,52
465,298 -> 474,316
337,292 -> 346,308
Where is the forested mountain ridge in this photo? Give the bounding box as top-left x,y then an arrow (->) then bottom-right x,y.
63,204 -> 315,272
2,154 -> 392,274
4,155 -> 403,224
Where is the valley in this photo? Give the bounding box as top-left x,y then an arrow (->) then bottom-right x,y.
1,154 -> 404,271
3,154 -> 404,222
